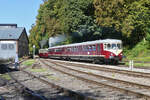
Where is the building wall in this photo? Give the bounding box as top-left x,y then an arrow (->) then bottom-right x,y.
0,40 -> 17,60
18,30 -> 29,57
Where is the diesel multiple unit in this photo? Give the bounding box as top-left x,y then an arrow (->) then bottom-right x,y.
39,39 -> 123,64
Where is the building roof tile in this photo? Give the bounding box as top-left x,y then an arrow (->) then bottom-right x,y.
0,27 -> 25,40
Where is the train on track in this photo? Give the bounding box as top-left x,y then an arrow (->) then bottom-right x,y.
39,39 -> 123,64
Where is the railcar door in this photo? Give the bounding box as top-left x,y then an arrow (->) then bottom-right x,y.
97,44 -> 101,55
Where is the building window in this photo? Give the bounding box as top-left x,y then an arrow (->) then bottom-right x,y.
1,44 -> 7,50
9,44 -> 14,50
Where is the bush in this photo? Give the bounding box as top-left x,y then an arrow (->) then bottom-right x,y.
125,40 -> 150,59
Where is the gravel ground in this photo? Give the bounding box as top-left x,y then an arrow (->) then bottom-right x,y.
0,63 -> 75,100
21,59 -> 145,100
43,60 -> 150,99
10,71 -> 76,100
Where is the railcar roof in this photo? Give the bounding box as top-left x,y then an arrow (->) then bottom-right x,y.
49,39 -> 122,49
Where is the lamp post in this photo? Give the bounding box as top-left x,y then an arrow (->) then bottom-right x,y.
33,45 -> 35,59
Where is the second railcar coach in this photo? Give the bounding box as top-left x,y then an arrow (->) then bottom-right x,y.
39,49 -> 48,58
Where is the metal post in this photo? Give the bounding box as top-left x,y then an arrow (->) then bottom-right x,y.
131,60 -> 134,70
129,60 -> 131,70
129,60 -> 133,70
33,45 -> 35,59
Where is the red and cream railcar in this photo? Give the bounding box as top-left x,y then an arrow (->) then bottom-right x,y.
39,49 -> 48,58
48,39 -> 123,64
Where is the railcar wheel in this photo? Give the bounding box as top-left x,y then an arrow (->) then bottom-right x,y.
104,59 -> 110,65
112,60 -> 118,65
66,57 -> 71,61
92,59 -> 99,64
92,59 -> 96,64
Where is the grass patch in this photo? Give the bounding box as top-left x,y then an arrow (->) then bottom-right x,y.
22,59 -> 35,66
123,40 -> 150,68
28,68 -> 47,73
46,75 -> 59,81
0,74 -> 11,80
124,40 -> 150,62
125,62 -> 150,68
132,57 -> 150,62
123,57 -> 150,62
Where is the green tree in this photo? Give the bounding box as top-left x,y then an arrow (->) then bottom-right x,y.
94,0 -> 150,45
29,0 -> 100,53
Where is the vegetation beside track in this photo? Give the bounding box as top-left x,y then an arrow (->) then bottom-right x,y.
28,68 -> 47,73
123,40 -> 150,68
29,0 -> 150,54
22,59 -> 35,66
0,74 -> 11,80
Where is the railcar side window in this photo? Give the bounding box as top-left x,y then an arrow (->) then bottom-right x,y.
56,48 -> 62,52
89,46 -> 92,51
49,49 -> 54,52
67,48 -> 71,52
74,47 -> 75,52
97,45 -> 100,52
92,45 -> 96,51
75,47 -> 78,52
1,44 -> 7,50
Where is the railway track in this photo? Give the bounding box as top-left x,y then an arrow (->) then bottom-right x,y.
52,59 -> 150,78
2,63 -> 48,100
40,59 -> 150,99
21,69 -> 94,100
1,60 -> 87,100
18,59 -> 94,100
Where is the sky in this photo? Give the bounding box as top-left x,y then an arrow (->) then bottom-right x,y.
0,0 -> 43,35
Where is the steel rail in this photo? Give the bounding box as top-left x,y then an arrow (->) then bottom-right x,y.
21,69 -> 95,100
50,60 -> 150,89
53,60 -> 150,78
41,59 -> 150,99
5,60 -> 47,100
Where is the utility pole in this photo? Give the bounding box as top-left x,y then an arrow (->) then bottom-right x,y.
33,45 -> 35,59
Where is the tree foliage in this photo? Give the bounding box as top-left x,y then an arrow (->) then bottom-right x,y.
94,0 -> 150,45
29,0 -> 150,53
29,0 -> 102,52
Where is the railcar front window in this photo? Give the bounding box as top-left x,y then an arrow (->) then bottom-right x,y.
112,44 -> 117,49
104,44 -> 107,49
117,43 -> 122,49
107,44 -> 111,49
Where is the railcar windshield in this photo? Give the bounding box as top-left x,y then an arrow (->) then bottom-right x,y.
117,43 -> 122,49
107,44 -> 111,49
112,44 -> 116,49
39,49 -> 48,53
105,43 -> 122,50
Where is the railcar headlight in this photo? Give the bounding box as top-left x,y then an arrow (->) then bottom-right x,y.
111,53 -> 113,56
109,53 -> 114,59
